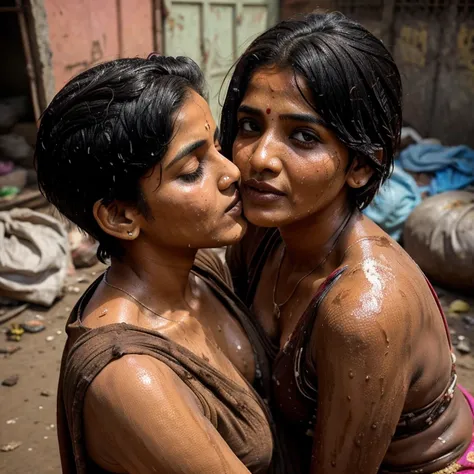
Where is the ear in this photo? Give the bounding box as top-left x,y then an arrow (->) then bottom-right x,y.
346,151 -> 381,189
93,200 -> 141,241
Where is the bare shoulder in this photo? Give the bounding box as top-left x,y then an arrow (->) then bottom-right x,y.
315,252 -> 416,353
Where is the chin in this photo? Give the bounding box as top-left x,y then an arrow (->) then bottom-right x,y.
218,220 -> 247,245
243,207 -> 285,228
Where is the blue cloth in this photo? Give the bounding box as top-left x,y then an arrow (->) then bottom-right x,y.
364,165 -> 422,241
398,144 -> 474,195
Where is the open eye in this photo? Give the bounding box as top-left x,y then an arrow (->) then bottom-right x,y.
291,130 -> 319,144
238,119 -> 260,133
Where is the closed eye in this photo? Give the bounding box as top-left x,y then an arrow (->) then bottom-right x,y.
178,161 -> 204,183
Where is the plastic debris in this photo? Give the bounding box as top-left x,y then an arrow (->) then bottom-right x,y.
1,441 -> 22,452
40,390 -> 52,397
21,319 -> 46,333
449,300 -> 471,313
2,375 -> 19,387
45,336 -> 55,342
457,339 -> 471,355
7,324 -> 24,342
0,345 -> 21,355
463,315 -> 474,326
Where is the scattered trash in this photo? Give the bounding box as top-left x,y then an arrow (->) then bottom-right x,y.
0,303 -> 29,326
40,390 -> 52,397
458,335 -> 466,342
0,209 -> 69,306
28,447 -> 32,451
0,345 -> 21,355
45,336 -> 55,342
66,285 -> 81,294
2,374 -> 19,387
449,300 -> 471,313
463,315 -> 474,326
1,441 -> 22,452
38,406 -> 43,410
21,319 -> 46,333
6,323 -> 24,342
6,419 -> 17,424
34,314 -> 45,321
56,330 -> 62,335
77,276 -> 90,284
457,339 -> 471,355
43,436 -> 48,440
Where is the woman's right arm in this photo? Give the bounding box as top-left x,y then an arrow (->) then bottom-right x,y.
83,354 -> 252,474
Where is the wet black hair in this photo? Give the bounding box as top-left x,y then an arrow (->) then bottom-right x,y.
35,56 -> 205,263
221,12 -> 402,209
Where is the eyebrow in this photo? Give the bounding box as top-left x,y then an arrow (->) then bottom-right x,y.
238,105 -> 327,128
166,127 -> 221,170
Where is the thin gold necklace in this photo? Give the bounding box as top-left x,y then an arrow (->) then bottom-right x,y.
271,211 -> 353,320
103,270 -> 227,356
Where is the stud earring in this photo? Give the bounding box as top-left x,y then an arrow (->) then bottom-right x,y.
128,231 -> 133,237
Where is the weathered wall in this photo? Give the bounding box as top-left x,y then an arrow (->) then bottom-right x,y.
31,0 -> 156,105
279,1 -> 474,147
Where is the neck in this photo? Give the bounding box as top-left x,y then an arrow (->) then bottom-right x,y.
279,199 -> 355,270
107,239 -> 197,310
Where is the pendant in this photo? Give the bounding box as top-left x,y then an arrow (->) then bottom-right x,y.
273,302 -> 281,320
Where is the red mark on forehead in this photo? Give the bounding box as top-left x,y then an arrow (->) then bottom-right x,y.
266,108 -> 271,115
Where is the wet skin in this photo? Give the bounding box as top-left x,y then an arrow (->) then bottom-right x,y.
230,67 -> 473,473
79,91 -> 272,473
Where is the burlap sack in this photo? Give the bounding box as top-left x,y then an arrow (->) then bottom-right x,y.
403,191 -> 474,291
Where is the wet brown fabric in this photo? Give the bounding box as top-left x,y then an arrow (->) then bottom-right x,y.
57,250 -> 287,474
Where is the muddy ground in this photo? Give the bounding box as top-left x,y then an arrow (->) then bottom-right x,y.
1,265 -> 473,474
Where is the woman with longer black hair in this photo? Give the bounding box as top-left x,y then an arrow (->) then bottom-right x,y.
223,12 -> 474,474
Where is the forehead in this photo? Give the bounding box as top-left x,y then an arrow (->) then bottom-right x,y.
243,67 -> 315,113
173,90 -> 213,133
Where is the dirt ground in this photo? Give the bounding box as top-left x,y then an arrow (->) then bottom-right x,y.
1,265 -> 473,474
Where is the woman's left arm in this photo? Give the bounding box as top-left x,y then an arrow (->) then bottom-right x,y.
309,276 -> 411,474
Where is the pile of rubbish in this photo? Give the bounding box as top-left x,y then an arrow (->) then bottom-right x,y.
0,96 -> 99,312
364,127 -> 474,291
0,96 -> 40,210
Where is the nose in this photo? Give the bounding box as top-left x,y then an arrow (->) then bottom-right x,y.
217,154 -> 241,191
248,134 -> 282,175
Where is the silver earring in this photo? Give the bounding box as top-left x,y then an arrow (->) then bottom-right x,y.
128,231 -> 133,236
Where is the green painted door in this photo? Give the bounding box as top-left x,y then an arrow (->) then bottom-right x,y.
163,0 -> 277,122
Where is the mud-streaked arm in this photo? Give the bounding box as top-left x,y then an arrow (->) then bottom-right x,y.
83,354 -> 252,474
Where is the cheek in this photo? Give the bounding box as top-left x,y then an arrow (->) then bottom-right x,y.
288,152 -> 344,204
154,183 -> 217,225
232,140 -> 252,169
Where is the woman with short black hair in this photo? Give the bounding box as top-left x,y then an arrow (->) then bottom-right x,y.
37,56 -> 282,474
